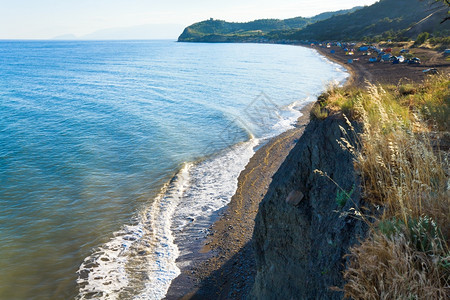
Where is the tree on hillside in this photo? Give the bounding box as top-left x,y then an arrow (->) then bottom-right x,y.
414,31 -> 430,45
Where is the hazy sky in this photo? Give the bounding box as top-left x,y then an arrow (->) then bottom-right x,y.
0,0 -> 379,39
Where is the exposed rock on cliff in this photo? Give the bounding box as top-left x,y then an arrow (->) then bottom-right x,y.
252,115 -> 367,299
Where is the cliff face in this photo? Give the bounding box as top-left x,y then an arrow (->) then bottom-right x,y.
252,115 -> 367,299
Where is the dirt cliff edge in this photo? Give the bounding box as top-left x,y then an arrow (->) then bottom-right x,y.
252,114 -> 368,299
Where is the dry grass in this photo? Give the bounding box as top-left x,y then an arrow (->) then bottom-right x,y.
323,75 -> 449,130
353,84 -> 448,226
321,76 -> 450,299
344,232 -> 449,300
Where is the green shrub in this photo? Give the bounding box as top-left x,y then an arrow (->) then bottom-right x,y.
408,215 -> 446,254
398,84 -> 417,96
414,32 -> 429,46
378,216 -> 446,256
336,185 -> 355,208
378,218 -> 404,238
310,103 -> 328,120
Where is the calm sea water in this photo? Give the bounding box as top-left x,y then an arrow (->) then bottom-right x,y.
0,40 -> 347,299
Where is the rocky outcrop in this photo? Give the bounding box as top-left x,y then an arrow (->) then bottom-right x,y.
252,115 -> 367,299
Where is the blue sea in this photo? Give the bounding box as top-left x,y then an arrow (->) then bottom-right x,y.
0,40 -> 347,299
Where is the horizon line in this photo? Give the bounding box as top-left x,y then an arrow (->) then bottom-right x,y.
0,38 -> 178,42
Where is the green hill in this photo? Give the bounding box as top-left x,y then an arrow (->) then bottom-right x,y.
178,18 -> 308,42
289,0 -> 450,42
308,7 -> 364,23
178,7 -> 361,42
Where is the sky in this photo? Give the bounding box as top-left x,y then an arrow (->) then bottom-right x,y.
0,0 -> 379,39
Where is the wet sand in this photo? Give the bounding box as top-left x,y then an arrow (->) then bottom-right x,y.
164,102 -> 314,299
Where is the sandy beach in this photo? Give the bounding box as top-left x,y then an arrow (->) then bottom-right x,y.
313,44 -> 450,88
165,43 -> 449,299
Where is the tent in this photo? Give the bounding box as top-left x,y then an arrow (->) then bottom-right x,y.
381,54 -> 392,61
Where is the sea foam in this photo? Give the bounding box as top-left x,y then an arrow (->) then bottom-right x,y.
76,100 -> 304,299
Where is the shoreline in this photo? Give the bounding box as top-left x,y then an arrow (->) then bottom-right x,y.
164,102 -> 315,299
309,46 -> 357,88
165,45 -> 358,299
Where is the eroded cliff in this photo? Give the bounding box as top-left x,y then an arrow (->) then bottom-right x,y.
252,115 -> 368,299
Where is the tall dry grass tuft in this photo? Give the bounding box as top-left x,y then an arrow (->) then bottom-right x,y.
325,77 -> 450,298
344,231 -> 449,300
354,84 -> 448,227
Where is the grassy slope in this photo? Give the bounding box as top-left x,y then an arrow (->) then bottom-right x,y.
178,18 -> 310,41
290,0 -> 450,41
312,75 -> 449,298
178,7 -> 361,42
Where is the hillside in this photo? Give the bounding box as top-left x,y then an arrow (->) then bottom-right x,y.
289,0 -> 450,41
179,0 -> 449,43
308,7 -> 364,23
178,7 -> 361,42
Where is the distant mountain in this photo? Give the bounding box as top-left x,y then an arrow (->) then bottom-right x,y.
52,34 -> 77,40
178,7 -> 362,42
82,24 -> 185,40
52,24 -> 185,41
178,0 -> 449,43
